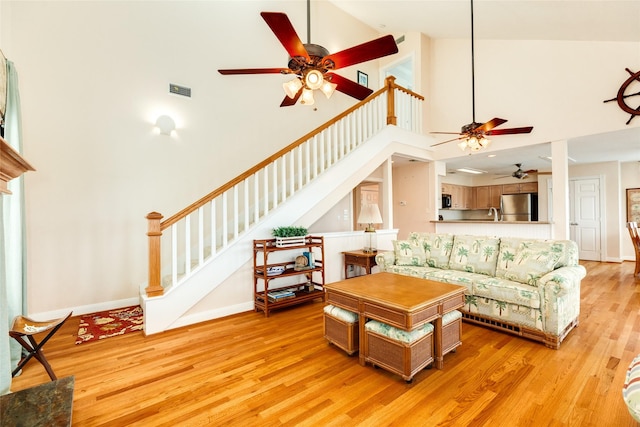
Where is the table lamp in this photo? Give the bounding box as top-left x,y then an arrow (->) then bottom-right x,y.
357,203 -> 383,253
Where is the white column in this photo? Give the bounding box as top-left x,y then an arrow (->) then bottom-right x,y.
551,140 -> 570,240
382,158 -> 393,229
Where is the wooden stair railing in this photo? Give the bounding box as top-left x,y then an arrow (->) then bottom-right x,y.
145,76 -> 424,297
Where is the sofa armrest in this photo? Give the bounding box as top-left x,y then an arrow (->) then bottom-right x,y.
538,265 -> 586,336
375,251 -> 396,270
539,265 -> 587,295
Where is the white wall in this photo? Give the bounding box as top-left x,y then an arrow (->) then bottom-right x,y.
2,1 -> 382,315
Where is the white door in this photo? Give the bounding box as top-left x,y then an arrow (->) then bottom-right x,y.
569,178 -> 602,261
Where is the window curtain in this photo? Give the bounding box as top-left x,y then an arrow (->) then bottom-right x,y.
1,59 -> 26,395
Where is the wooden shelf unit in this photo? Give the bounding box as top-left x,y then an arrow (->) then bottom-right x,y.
253,236 -> 325,316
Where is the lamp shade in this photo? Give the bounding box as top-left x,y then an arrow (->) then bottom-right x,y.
283,78 -> 303,99
357,204 -> 382,227
300,88 -> 315,105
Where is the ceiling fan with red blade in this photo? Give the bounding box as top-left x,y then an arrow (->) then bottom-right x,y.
218,9 -> 398,107
430,0 -> 533,149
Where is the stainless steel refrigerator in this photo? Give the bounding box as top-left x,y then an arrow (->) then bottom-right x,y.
500,193 -> 538,221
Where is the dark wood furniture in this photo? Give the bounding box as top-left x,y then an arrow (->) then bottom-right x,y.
253,236 -> 325,316
324,272 -> 465,371
342,249 -> 377,278
628,222 -> 640,276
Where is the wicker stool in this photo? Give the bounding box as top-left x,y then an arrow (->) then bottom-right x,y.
323,305 -> 359,355
441,310 -> 463,358
364,320 -> 434,383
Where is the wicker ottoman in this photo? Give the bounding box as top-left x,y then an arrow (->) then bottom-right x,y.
364,320 -> 434,382
441,310 -> 463,358
323,304 -> 359,355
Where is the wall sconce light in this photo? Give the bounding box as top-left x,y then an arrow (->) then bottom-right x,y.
155,115 -> 176,136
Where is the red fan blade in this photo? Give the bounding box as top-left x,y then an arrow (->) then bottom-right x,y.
322,35 -> 398,70
476,118 -> 507,132
486,126 -> 533,135
430,136 -> 465,147
260,12 -> 310,60
326,73 -> 373,100
218,68 -> 291,75
280,89 -> 302,107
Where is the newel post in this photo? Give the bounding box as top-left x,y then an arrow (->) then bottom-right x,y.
145,212 -> 164,297
385,75 -> 397,125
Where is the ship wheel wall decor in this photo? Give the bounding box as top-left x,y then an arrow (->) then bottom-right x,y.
604,68 -> 640,125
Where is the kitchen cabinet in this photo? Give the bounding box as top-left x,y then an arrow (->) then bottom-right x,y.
474,185 -> 502,209
502,182 -> 538,194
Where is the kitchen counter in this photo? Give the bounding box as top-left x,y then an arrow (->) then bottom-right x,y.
432,220 -> 552,239
432,220 -> 552,224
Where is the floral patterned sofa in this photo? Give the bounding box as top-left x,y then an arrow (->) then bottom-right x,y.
375,232 -> 586,349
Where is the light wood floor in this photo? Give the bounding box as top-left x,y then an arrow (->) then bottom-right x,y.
9,261 -> 640,426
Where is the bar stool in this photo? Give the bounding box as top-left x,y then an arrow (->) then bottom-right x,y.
9,312 -> 72,380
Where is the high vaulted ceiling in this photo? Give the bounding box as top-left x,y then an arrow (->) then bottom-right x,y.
330,0 -> 640,176
329,1 -> 640,42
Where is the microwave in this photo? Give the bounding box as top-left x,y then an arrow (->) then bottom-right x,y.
442,194 -> 452,208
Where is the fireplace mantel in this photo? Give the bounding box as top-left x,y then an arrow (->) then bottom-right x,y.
0,135 -> 35,194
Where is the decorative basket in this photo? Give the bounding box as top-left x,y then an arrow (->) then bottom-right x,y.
275,236 -> 307,248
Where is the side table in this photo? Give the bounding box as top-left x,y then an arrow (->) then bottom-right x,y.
342,250 -> 377,279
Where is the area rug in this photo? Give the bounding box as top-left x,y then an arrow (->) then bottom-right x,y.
75,305 -> 143,344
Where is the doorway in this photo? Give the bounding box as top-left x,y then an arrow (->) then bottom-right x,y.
354,182 -> 381,231
569,177 -> 603,261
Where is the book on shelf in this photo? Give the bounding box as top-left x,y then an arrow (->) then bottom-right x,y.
267,289 -> 296,302
303,251 -> 315,268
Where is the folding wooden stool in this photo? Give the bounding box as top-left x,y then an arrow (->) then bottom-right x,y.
9,312 -> 72,380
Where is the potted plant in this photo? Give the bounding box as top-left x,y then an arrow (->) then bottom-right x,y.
273,226 -> 308,247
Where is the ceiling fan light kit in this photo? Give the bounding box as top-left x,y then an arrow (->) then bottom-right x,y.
430,0 -> 533,151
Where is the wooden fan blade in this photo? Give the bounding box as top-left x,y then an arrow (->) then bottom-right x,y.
280,89 -> 302,107
430,136 -> 464,147
523,169 -> 538,174
486,126 -> 533,135
430,131 -> 464,135
476,118 -> 507,132
218,68 -> 291,75
322,35 -> 398,70
325,73 -> 373,100
260,12 -> 310,60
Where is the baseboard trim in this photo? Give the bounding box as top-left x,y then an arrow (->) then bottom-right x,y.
27,297 -> 141,321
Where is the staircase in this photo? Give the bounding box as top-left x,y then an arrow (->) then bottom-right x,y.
141,77 -> 432,335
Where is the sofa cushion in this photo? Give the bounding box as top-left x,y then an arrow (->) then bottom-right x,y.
393,239 -> 427,266
448,234 -> 500,276
495,237 -> 524,278
323,304 -> 358,323
365,319 -> 434,344
473,276 -> 542,309
500,241 -> 562,285
409,232 -> 454,269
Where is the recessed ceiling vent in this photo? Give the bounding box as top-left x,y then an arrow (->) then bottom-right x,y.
395,35 -> 405,44
170,84 -> 191,98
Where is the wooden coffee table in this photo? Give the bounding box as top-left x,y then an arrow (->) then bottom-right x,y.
324,272 -> 465,369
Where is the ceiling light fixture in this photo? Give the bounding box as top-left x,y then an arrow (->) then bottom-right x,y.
456,167 -> 487,174
457,134 -> 490,152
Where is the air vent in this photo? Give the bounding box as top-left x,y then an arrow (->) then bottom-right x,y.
395,35 -> 405,44
169,84 -> 191,98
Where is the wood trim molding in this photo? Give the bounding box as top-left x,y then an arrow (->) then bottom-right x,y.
0,136 -> 35,194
